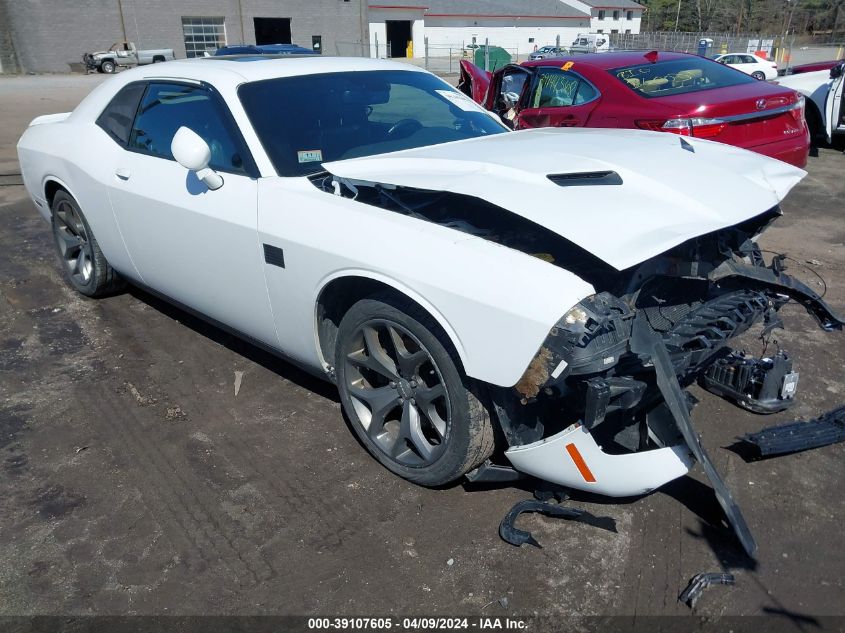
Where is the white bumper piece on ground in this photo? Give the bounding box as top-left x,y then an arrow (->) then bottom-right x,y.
504,424 -> 695,497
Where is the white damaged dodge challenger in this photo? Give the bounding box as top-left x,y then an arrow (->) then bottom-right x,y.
17,56 -> 843,555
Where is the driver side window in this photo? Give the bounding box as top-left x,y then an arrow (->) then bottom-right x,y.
128,82 -> 250,175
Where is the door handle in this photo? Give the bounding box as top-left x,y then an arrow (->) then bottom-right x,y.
115,168 -> 131,180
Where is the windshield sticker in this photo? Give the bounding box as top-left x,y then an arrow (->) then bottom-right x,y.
561,61 -> 575,71
297,150 -> 323,163
435,89 -> 482,112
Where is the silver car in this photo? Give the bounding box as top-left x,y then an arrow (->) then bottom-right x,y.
529,46 -> 567,60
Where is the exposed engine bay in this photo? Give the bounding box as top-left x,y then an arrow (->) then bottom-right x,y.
312,173 -> 845,557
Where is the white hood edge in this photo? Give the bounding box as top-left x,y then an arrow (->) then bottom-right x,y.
323,128 -> 806,270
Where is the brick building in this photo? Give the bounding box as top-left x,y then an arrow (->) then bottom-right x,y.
0,0 -> 369,73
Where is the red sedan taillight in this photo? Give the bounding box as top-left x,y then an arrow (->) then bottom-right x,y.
789,94 -> 805,123
636,117 -> 728,138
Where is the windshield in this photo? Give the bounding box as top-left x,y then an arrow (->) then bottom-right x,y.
611,57 -> 756,98
239,70 -> 507,177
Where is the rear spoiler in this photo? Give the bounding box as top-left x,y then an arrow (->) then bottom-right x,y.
29,112 -> 71,127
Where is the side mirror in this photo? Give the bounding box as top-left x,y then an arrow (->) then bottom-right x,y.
831,63 -> 844,79
171,126 -> 224,190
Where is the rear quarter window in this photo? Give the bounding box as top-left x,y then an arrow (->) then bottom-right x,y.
612,58 -> 756,98
95,82 -> 146,145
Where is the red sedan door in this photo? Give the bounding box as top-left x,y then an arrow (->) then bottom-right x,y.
515,67 -> 602,130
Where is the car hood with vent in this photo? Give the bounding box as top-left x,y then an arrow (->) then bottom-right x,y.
323,127 -> 806,270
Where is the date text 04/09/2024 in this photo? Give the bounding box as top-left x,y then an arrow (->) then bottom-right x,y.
306,617 -> 528,630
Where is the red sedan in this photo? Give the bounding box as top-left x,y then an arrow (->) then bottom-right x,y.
459,51 -> 810,167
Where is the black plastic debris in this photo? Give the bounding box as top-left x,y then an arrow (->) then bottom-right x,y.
498,499 -> 616,548
631,320 -> 758,558
679,572 -> 736,608
701,350 -> 798,414
742,405 -> 845,457
465,461 -> 523,483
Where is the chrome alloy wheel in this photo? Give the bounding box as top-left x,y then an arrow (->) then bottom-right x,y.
343,319 -> 451,467
53,199 -> 94,286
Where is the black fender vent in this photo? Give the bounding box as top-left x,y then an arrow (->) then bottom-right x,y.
263,243 -> 285,268
547,171 -> 623,187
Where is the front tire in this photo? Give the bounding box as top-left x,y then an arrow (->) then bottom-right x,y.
51,191 -> 124,297
100,60 -> 116,73
751,71 -> 766,80
335,295 -> 494,486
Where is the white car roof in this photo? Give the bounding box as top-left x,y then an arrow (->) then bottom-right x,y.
153,55 -> 426,84
71,56 -> 429,121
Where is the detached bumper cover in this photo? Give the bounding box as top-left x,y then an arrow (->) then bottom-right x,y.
743,405 -> 845,456
504,424 -> 693,497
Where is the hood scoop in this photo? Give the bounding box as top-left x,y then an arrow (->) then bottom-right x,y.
548,171 -> 623,187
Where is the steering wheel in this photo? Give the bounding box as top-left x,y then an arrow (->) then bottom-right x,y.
386,118 -> 423,139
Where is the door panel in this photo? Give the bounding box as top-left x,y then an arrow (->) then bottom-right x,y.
107,81 -> 278,347
108,153 -> 278,347
516,102 -> 599,129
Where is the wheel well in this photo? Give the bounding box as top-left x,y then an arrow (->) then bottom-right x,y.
804,98 -> 823,142
44,180 -> 67,212
316,276 -> 456,372
152,55 -> 165,62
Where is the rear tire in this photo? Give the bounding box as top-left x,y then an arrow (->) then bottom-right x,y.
51,190 -> 125,298
751,71 -> 766,81
335,294 -> 495,486
805,100 -> 825,148
152,56 -> 165,63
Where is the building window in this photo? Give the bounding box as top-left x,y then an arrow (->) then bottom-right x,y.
611,29 -> 619,33
597,29 -> 604,33
613,10 -> 620,20
182,17 -> 226,58
598,9 -> 605,19
625,28 -> 631,33
626,10 -> 634,20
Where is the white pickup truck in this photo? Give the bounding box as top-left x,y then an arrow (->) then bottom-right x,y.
778,60 -> 844,145
83,41 -> 175,74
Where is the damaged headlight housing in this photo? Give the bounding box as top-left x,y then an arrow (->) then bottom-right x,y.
559,293 -> 634,374
515,293 -> 635,399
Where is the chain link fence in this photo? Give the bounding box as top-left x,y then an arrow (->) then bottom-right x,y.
337,32 -> 842,75
609,31 -> 844,69
335,39 -> 530,75
609,31 -> 780,54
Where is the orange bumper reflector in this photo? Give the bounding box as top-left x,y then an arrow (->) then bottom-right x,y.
565,442 -> 597,483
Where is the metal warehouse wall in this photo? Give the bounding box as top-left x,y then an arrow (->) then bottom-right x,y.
0,0 -> 369,74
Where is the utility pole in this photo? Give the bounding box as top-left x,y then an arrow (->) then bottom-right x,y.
780,0 -> 797,67
674,0 -> 682,31
117,0 -> 128,42
238,0 -> 245,43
